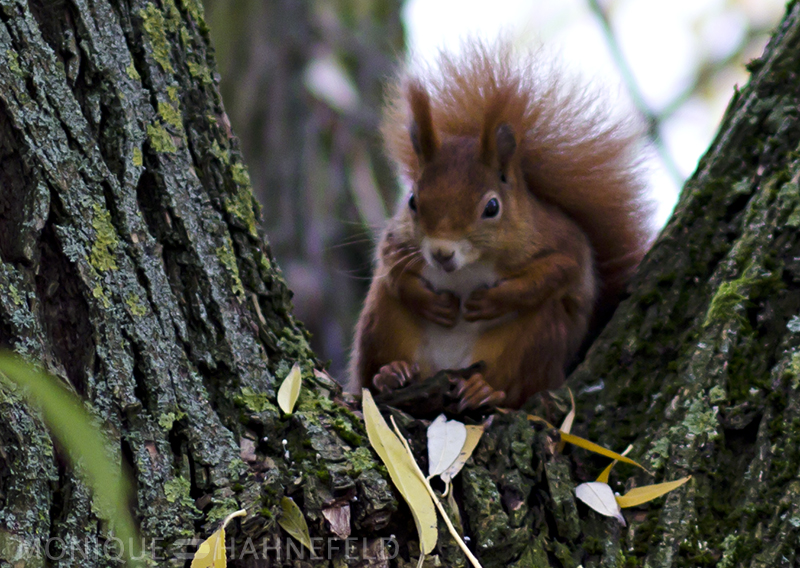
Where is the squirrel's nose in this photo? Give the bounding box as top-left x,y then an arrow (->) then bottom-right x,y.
432,250 -> 456,272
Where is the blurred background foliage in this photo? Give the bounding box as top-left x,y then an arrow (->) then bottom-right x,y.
205,0 -> 404,378
203,0 -> 784,381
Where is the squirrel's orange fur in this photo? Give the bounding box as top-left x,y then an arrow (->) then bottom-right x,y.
349,40 -> 651,409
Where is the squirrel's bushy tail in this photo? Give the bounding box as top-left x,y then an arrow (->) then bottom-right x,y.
382,39 -> 653,304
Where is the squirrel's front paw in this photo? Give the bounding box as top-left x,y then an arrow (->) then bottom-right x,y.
463,287 -> 506,321
373,361 -> 420,394
420,290 -> 460,327
453,373 -> 506,413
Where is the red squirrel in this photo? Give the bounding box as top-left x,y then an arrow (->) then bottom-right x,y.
349,41 -> 651,410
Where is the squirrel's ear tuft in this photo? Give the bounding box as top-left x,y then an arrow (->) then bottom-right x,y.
495,123 -> 517,171
408,80 -> 438,165
480,98 -> 517,171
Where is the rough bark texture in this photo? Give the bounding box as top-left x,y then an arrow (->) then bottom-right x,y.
0,0 -> 322,562
1,0 -> 800,567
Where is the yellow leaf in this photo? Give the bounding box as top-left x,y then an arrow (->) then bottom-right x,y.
277,363 -> 302,414
596,445 -> 633,484
278,497 -> 313,551
191,509 -> 246,568
616,476 -> 691,508
389,417 -> 484,568
596,461 -> 615,484
557,388 -> 576,453
191,529 -> 227,568
362,389 -> 438,555
559,432 -> 649,474
440,424 -> 485,485
527,414 -> 649,474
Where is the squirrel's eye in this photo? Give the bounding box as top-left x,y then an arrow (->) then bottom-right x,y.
482,197 -> 500,219
408,193 -> 417,212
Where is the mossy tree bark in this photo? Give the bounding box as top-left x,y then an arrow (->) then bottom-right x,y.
565,3 -> 800,565
0,0 -> 322,563
2,1 -> 800,568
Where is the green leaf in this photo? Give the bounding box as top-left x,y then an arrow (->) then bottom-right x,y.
278,497 -> 313,551
0,353 -> 142,565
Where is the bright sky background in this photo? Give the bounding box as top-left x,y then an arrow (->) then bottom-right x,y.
403,0 -> 785,229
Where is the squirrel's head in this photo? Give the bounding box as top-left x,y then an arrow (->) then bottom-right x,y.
401,81 -> 533,273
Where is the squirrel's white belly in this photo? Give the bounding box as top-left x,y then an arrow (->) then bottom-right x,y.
417,263 -> 501,373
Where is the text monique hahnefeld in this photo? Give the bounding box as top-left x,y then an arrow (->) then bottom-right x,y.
3,536 -> 400,562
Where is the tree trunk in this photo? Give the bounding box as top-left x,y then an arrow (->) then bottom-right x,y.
1,1 -> 800,568
565,4 -> 800,565
0,0 -> 320,562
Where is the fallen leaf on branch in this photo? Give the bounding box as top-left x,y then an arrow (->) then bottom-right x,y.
525,397 -> 689,525
427,414 -> 467,478
596,444 -> 633,484
389,416 -> 485,568
191,509 -> 247,568
559,432 -> 649,474
557,388 -> 576,453
526,414 -> 552,427
278,497 -> 313,552
616,476 -> 692,508
575,482 -> 626,526
526,414 -> 647,474
277,363 -> 302,414
362,389 -> 438,555
440,423 -> 486,489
